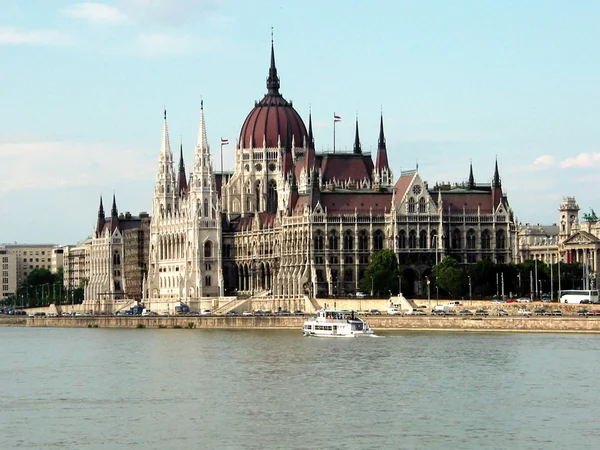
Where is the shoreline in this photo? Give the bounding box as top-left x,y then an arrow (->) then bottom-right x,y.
4,315 -> 600,334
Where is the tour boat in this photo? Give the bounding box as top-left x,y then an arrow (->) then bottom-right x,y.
302,309 -> 375,337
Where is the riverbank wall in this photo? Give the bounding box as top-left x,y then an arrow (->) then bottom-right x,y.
16,315 -> 600,333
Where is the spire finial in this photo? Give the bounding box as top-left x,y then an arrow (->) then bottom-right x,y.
308,110 -> 314,149
200,97 -> 203,110
164,108 -> 166,120
266,29 -> 280,95
98,196 -> 105,218
111,192 -> 118,217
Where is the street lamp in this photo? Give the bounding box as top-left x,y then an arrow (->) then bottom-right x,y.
370,276 -> 374,297
468,275 -> 472,304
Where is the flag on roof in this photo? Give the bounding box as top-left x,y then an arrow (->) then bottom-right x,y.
221,138 -> 229,145
334,114 -> 341,122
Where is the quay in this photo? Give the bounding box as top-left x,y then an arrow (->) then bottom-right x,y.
5,314 -> 600,333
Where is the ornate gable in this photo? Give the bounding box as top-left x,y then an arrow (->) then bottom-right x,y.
396,172 -> 436,214
562,230 -> 599,245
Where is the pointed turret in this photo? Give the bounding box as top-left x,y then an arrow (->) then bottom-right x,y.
153,108 -> 176,217
177,142 -> 187,197
493,158 -> 501,188
110,193 -> 119,232
304,111 -> 315,172
282,118 -> 293,180
374,113 -> 392,185
111,193 -> 118,217
266,33 -> 280,95
95,196 -> 105,236
468,161 -> 475,189
353,116 -> 362,155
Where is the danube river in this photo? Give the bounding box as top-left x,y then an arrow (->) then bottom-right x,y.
1,328 -> 600,449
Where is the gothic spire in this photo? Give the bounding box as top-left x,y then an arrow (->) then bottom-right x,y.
375,113 -> 389,173
98,196 -> 105,218
304,111 -> 315,172
493,158 -> 501,188
266,31 -> 280,95
196,99 -> 209,152
177,141 -> 187,197
161,108 -> 172,157
353,116 -> 362,155
468,161 -> 474,189
111,193 -> 118,217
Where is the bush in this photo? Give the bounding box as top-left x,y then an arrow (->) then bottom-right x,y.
136,323 -> 145,329
187,322 -> 195,329
173,325 -> 182,329
158,324 -> 166,329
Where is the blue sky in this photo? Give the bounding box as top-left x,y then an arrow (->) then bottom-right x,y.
1,0 -> 599,244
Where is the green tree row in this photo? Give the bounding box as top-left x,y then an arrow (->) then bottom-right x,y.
360,249 -> 588,300
1,268 -> 84,308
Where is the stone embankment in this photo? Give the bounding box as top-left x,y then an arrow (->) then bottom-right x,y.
19,314 -> 600,333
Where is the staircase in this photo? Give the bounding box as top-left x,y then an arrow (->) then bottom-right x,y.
212,297 -> 251,315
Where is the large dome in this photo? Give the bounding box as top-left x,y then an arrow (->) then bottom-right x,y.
238,43 -> 307,149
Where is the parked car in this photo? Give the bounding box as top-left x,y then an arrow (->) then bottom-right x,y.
226,310 -> 237,316
293,310 -> 305,315
577,308 -> 590,316
517,298 -> 531,303
355,292 -> 366,298
491,298 -> 504,304
242,311 -> 253,316
387,308 -> 402,315
506,299 -> 518,303
496,309 -> 509,316
200,309 -> 212,316
277,310 -> 291,316
518,309 -> 532,316
475,309 -> 489,316
534,308 -> 549,316
459,309 -> 473,316
541,294 -> 551,302
551,309 -> 562,316
368,309 -> 381,315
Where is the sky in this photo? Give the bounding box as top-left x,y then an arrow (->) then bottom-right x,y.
1,0 -> 599,245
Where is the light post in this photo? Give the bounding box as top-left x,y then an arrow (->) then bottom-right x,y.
370,276 -> 374,297
468,275 -> 472,304
501,272 -> 505,300
398,274 -> 402,296
530,270 -> 534,301
426,276 -> 431,310
534,258 -> 539,299
558,255 -> 562,298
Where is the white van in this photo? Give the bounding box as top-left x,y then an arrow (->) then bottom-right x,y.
447,301 -> 462,307
387,307 -> 402,315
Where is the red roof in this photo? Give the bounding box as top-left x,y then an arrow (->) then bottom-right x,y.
238,95 -> 307,149
320,153 -> 374,183
319,192 -> 391,214
393,173 -> 415,205
439,190 -> 494,213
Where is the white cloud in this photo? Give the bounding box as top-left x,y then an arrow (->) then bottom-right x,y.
63,2 -> 130,25
0,27 -> 73,45
135,32 -> 217,57
118,0 -> 221,25
533,155 -> 554,166
559,153 -> 600,169
0,141 -> 155,193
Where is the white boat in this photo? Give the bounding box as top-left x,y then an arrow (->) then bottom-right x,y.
302,309 -> 375,337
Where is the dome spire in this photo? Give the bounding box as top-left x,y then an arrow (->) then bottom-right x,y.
111,193 -> 118,217
266,28 -> 280,95
375,112 -> 389,172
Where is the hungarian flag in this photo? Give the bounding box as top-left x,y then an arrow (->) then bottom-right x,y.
334,114 -> 341,122
221,138 -> 229,145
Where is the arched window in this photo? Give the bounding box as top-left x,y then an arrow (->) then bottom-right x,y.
496,229 -> 506,249
314,230 -> 323,251
203,199 -> 209,218
267,180 -> 277,213
204,241 -> 213,258
466,229 -> 476,249
408,230 -> 417,249
408,197 -> 416,213
374,230 -> 384,251
398,230 -> 406,249
205,275 -> 212,286
343,230 -> 354,250
328,230 -> 338,251
418,197 -> 426,213
316,269 -> 324,282
481,230 -> 491,250
419,230 -> 427,248
344,269 -> 353,282
430,231 -> 438,249
358,230 -> 369,250
451,229 -> 461,249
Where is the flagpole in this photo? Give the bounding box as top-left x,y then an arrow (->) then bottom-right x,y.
333,112 -> 336,153
220,140 -> 224,175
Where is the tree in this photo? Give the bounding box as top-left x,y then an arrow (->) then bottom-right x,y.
432,256 -> 466,298
359,249 -> 400,297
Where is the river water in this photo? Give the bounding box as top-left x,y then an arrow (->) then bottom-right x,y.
1,327 -> 599,449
